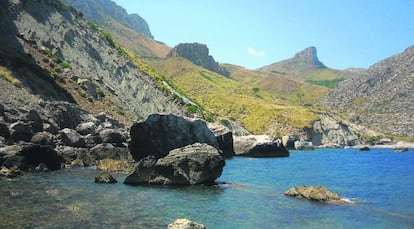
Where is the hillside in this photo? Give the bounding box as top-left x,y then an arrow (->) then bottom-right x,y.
259,47 -> 349,88
150,57 -> 328,136
318,46 -> 414,140
0,0 -> 183,123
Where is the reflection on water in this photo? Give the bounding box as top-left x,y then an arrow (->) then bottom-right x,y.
1,148 -> 414,228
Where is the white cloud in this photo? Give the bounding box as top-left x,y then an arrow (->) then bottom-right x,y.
247,47 -> 265,57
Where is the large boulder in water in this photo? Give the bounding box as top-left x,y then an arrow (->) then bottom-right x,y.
208,123 -> 234,158
168,218 -> 206,229
124,143 -> 225,185
129,114 -> 219,161
284,185 -> 351,204
233,135 -> 289,157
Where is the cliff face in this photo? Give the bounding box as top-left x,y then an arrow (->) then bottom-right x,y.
167,43 -> 230,77
64,0 -> 154,39
318,46 -> 414,138
1,0 -> 182,121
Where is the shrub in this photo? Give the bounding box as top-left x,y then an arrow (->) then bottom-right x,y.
0,66 -> 21,87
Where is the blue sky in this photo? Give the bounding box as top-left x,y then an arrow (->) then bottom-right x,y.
113,0 -> 414,70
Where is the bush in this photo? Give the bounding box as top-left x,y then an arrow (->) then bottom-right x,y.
0,66 -> 21,87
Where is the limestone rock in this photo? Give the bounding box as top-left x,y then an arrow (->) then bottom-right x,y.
129,114 -> 219,161
284,185 -> 351,204
167,43 -> 230,77
125,143 -> 225,186
207,123 -> 234,157
168,218 -> 206,229
233,135 -> 289,157
76,122 -> 97,135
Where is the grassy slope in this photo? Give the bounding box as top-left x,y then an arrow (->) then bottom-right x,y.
150,59 -> 328,135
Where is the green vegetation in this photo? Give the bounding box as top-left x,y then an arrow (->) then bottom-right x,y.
306,78 -> 345,89
59,61 -> 72,69
96,88 -> 105,98
0,66 -> 21,87
353,97 -> 366,106
101,31 -> 116,47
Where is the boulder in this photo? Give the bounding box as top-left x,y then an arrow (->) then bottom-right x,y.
1,143 -> 61,171
89,143 -> 129,161
77,78 -> 98,98
26,110 -> 43,133
99,129 -> 126,147
94,172 -> 117,184
129,114 -> 219,161
31,131 -> 55,147
0,103 -> 4,117
43,122 -> 59,135
84,133 -> 102,148
0,122 -> 10,139
58,128 -> 85,147
168,218 -> 206,229
233,135 -> 289,157
44,101 -> 82,129
0,165 -> 21,178
208,123 -> 234,157
10,121 -> 33,142
359,146 -> 370,151
284,185 -> 351,204
393,147 -> 408,152
294,141 -> 314,150
124,143 -> 225,185
76,122 -> 97,135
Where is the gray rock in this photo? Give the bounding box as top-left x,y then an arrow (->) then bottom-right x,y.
168,218 -> 206,229
89,143 -> 129,161
284,185 -> 351,205
208,123 -> 234,158
76,122 -> 97,135
94,172 -> 117,184
84,133 -> 102,148
234,135 -> 289,157
129,113 -> 219,161
124,143 -> 225,186
10,121 -> 33,142
1,143 -> 61,171
0,165 -> 21,178
99,129 -> 126,147
0,103 -> 4,117
58,128 -> 85,147
294,141 -> 314,150
43,122 -> 59,135
77,78 -> 98,98
26,110 -> 43,133
0,122 -> 10,139
31,131 -> 55,147
44,101 -> 83,129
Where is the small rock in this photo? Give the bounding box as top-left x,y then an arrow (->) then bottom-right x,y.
0,165 -> 21,178
31,131 -> 55,147
26,110 -> 43,133
394,147 -> 408,152
94,172 -> 117,184
58,128 -> 85,147
0,122 -> 10,139
168,218 -> 206,229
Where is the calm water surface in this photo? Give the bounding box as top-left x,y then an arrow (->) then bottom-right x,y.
1,148 -> 413,228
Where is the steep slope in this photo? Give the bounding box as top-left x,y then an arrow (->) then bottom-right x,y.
318,46 -> 414,139
64,0 -> 153,39
1,0 -> 183,122
259,47 -> 349,88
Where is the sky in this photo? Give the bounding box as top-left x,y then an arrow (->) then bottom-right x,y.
112,0 -> 414,70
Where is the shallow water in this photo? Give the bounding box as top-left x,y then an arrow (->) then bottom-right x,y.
1,148 -> 413,228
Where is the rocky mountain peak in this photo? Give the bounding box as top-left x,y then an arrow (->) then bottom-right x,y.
293,46 -> 326,68
167,43 -> 230,77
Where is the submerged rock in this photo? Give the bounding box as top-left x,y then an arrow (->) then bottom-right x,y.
94,172 -> 117,184
125,143 -> 225,186
284,185 -> 352,205
168,218 -> 206,229
359,146 -> 370,151
233,135 -> 289,157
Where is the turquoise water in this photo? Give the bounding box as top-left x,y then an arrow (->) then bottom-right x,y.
1,148 -> 413,228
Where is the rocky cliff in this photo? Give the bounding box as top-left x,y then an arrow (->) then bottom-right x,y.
259,47 -> 326,74
64,0 -> 153,39
167,43 -> 230,77
1,0 -> 183,121
318,46 -> 414,138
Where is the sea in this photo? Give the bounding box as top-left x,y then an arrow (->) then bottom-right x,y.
0,148 -> 413,229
